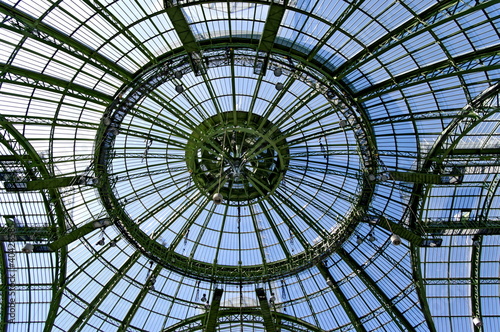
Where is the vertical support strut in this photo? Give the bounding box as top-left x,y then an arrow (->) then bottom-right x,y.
255,288 -> 276,332
471,235 -> 482,332
205,288 -> 223,332
253,1 -> 287,75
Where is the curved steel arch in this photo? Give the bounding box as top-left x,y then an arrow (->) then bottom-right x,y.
93,44 -> 379,283
0,114 -> 68,331
162,308 -> 324,332
406,79 -> 500,332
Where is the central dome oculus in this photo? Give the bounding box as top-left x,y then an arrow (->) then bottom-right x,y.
186,111 -> 289,203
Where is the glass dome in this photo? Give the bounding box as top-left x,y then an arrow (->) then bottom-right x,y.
0,0 -> 499,331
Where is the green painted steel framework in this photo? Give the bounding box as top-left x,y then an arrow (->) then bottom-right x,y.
0,0 -> 498,331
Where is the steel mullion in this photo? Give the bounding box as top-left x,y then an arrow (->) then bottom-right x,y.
355,46 -> 500,101
118,264 -> 163,331
166,196 -> 211,251
251,202 -> 292,260
137,189 -> 203,234
338,248 -> 416,332
67,251 -> 141,332
332,0 -> 473,79
257,198 -> 310,252
82,0 -> 157,63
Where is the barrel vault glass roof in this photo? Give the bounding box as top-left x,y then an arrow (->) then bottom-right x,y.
0,0 -> 499,331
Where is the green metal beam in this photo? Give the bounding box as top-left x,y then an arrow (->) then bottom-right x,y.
0,244 -> 7,332
163,308 -> 323,332
436,147 -> 500,157
48,218 -> 111,251
25,176 -> 81,190
354,44 -> 500,101
337,248 -> 416,332
0,222 -> 55,242
205,288 -> 224,332
410,246 -> 437,332
0,155 -> 30,162
2,175 -> 96,192
67,251 -> 141,332
0,2 -> 132,81
332,0 -> 468,78
316,263 -> 366,332
422,217 -> 500,234
165,5 -> 199,54
389,171 -> 444,184
118,265 -> 162,331
258,1 -> 286,54
0,115 -> 67,331
253,1 -> 287,75
0,63 -> 113,104
364,215 -> 423,245
471,236 -> 482,332
43,247 -> 68,332
255,288 -> 276,332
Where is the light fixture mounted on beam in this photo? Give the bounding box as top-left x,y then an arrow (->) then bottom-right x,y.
390,234 -> 402,245
175,85 -> 184,93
